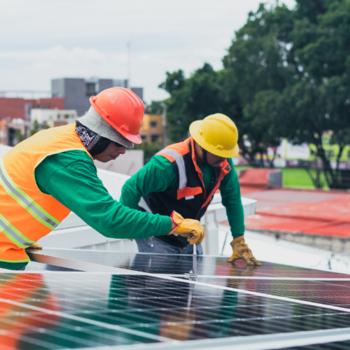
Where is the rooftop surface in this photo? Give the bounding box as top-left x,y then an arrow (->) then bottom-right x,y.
231,167 -> 350,239
1,249 -> 350,349
241,188 -> 350,238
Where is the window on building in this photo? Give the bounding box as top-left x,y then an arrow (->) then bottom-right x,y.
150,121 -> 157,128
141,135 -> 146,141
57,114 -> 60,119
86,82 -> 96,96
151,135 -> 159,142
65,114 -> 70,119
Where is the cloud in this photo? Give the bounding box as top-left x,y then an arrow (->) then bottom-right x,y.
0,0 -> 296,102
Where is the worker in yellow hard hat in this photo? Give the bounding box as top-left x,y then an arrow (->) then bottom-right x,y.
0,88 -> 205,270
120,113 -> 260,266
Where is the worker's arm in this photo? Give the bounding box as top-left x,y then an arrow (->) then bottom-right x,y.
35,151 -> 172,240
219,158 -> 245,239
120,155 -> 177,209
221,160 -> 260,265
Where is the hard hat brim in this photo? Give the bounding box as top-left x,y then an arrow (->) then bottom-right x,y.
189,120 -> 239,158
123,133 -> 142,144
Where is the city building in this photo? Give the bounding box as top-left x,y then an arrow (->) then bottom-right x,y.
0,120 -> 31,146
0,97 -> 64,121
31,109 -> 77,127
139,114 -> 163,143
51,78 -> 143,116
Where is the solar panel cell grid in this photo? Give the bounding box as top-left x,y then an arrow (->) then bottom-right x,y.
3,247 -> 350,349
0,303 -> 155,350
196,278 -> 350,309
32,249 -> 350,278
2,272 -> 350,349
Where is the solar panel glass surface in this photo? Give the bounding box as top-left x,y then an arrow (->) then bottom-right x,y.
1,272 -> 350,350
196,278 -> 350,309
31,249 -> 350,278
3,248 -> 350,349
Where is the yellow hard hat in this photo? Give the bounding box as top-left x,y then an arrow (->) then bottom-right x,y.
189,113 -> 239,158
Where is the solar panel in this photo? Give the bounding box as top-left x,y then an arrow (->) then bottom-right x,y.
2,249 -> 350,349
30,248 -> 350,278
1,272 -> 350,349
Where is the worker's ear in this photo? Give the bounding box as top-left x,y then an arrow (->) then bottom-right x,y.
89,138 -> 111,157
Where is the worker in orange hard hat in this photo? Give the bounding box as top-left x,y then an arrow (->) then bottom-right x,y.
120,113 -> 260,266
0,87 -> 205,270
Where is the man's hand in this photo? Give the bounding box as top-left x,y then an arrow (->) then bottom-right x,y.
25,243 -> 43,251
228,236 -> 260,266
169,211 -> 205,245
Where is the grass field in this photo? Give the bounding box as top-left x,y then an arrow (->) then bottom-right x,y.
282,168 -> 329,190
235,166 -> 329,190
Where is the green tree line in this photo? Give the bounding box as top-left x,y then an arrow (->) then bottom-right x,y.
152,0 -> 350,189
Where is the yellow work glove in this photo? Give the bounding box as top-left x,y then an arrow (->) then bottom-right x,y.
169,211 -> 205,245
25,243 -> 43,251
228,236 -> 260,266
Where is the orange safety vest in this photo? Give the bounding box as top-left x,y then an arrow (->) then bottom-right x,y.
139,137 -> 231,247
0,123 -> 92,264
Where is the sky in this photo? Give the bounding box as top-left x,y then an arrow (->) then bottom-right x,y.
0,0 -> 295,103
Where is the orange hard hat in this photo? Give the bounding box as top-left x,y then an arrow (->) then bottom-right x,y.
90,87 -> 144,144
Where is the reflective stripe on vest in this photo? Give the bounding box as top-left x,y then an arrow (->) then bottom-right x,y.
0,213 -> 34,248
157,149 -> 187,189
0,158 -> 60,231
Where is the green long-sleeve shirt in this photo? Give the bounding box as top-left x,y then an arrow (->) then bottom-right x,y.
34,151 -> 172,239
1,150 -> 172,270
120,155 -> 245,239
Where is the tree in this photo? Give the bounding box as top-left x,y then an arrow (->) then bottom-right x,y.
145,101 -> 164,115
160,5 -> 291,167
30,120 -> 40,136
278,0 -> 350,188
159,64 -> 234,143
225,0 -> 350,186
157,0 -> 350,188
242,90 -> 284,167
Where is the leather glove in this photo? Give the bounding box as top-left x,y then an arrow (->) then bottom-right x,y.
169,211 -> 205,245
25,243 -> 43,251
228,236 -> 260,266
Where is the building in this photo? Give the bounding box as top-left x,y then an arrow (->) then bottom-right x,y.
0,120 -> 32,146
31,109 -> 77,127
139,114 -> 163,143
52,78 -> 144,117
0,97 -> 65,121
